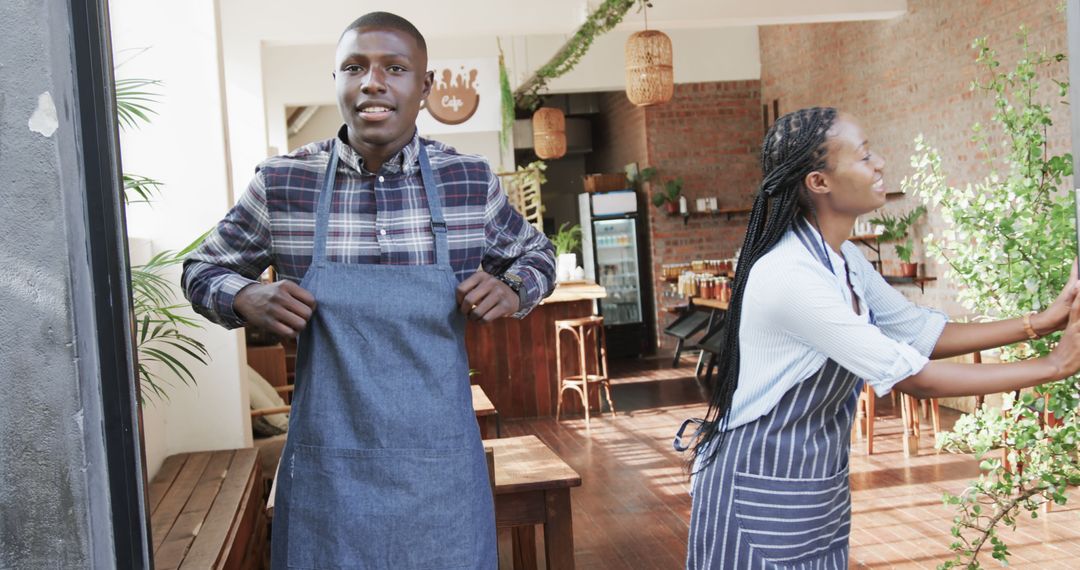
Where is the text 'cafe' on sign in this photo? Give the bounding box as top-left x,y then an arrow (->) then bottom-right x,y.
419,57 -> 500,135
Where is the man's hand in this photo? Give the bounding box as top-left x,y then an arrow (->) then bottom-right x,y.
234,281 -> 316,339
456,270 -> 520,323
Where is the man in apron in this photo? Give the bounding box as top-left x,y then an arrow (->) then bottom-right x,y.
182,11 -> 556,569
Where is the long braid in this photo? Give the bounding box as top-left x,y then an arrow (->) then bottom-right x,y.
689,107 -> 838,471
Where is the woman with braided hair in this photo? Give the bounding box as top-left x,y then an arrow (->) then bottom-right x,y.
674,107 -> 1080,569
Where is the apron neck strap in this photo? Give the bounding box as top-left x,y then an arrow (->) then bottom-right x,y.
311,138 -> 450,267
312,139 -> 342,266
417,143 -> 450,266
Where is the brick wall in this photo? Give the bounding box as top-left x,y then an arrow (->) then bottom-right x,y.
759,0 -> 1071,316
642,81 -> 764,346
589,83 -> 765,350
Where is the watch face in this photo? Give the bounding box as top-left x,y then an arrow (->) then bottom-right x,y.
501,273 -> 522,291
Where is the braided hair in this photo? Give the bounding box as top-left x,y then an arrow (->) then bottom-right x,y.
689,107 -> 839,471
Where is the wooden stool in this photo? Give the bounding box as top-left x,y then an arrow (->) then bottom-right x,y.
554,315 -> 615,426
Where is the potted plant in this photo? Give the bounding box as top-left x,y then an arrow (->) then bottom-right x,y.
869,205 -> 926,277
549,222 -> 582,282
651,178 -> 683,215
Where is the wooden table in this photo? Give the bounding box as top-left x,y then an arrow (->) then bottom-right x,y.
486,435 -> 582,570
472,384 -> 500,438
149,449 -> 265,570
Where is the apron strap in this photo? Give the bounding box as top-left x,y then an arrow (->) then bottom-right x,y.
311,139 -> 341,266
417,143 -> 450,267
673,418 -> 704,452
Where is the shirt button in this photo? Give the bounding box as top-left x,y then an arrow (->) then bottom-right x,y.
380,229 -> 387,236
378,175 -> 385,183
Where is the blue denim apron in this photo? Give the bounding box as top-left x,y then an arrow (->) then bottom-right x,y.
676,218 -> 865,569
270,140 -> 497,569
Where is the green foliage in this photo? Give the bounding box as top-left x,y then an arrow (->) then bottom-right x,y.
498,41 -> 514,151
629,166 -> 658,189
905,28 -> 1079,568
132,235 -> 211,402
549,222 -> 583,256
514,0 -> 642,111
116,74 -> 209,402
651,177 -> 683,208
115,77 -> 163,130
868,205 -> 926,263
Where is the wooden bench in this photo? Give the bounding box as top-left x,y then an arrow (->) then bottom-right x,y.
472,384 -> 500,438
486,435 -> 582,569
148,449 -> 266,570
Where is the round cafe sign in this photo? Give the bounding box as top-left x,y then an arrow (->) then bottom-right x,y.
425,66 -> 481,125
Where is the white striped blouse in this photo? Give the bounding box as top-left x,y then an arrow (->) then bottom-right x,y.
725,221 -> 948,430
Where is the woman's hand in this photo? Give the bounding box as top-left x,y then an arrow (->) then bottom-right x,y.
1033,259 -> 1079,336
1048,278 -> 1080,380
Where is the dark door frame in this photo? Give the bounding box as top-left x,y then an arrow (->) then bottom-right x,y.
69,0 -> 151,566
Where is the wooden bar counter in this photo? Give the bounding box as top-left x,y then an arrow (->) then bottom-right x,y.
466,282 -> 606,420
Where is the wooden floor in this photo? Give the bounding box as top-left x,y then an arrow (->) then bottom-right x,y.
504,353 -> 1080,569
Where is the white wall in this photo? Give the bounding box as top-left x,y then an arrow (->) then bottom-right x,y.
288,105 -> 342,151
110,0 -> 251,479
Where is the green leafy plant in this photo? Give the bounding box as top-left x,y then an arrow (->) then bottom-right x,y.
497,40 -> 514,151
132,237 -> 211,401
628,165 -> 658,190
549,222 -> 582,256
868,205 -> 926,263
905,28 -> 1078,569
116,75 -> 209,402
651,177 -> 683,209
514,0 -> 645,111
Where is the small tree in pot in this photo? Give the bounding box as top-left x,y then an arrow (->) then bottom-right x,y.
651,178 -> 683,215
869,205 -> 927,277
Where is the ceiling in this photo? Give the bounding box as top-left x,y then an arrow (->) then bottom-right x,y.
222,0 -> 907,47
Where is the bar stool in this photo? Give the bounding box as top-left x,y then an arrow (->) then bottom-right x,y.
554,315 -> 615,426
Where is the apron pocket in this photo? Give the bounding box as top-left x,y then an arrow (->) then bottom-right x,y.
732,467 -> 850,567
286,444 -> 481,569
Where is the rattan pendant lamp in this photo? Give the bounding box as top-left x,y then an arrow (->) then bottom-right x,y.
625,2 -> 673,106
532,106 -> 567,159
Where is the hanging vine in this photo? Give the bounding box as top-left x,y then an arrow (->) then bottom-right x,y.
498,39 -> 515,150
513,0 -> 649,111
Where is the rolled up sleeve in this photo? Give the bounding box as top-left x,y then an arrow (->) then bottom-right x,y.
480,164 -> 556,318
756,257 -> 933,397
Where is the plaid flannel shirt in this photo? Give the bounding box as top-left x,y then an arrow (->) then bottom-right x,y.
182,128 -> 556,329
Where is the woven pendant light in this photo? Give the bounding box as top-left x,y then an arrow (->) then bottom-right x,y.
625,29 -> 673,106
532,107 -> 566,159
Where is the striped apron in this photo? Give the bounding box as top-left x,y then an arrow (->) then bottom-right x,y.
678,218 -> 865,569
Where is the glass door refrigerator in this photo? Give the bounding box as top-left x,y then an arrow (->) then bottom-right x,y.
578,191 -> 654,358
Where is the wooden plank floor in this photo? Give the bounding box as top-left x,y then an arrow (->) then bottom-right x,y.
504,354 -> 1080,569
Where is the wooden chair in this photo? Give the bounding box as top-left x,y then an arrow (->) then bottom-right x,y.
554,316 -> 615,426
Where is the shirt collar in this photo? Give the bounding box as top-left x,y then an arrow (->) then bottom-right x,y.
334,125 -> 421,176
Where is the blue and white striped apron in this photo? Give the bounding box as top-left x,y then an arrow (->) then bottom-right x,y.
677,217 -> 865,569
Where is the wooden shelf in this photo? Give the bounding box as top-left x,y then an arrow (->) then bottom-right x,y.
681,207 -> 753,223
883,275 -> 937,293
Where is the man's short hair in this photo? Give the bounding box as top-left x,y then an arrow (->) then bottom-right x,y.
340,12 -> 427,54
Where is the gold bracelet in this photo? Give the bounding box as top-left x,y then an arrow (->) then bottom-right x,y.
1022,312 -> 1039,340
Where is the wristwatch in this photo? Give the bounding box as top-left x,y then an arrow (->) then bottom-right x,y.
496,272 -> 526,308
